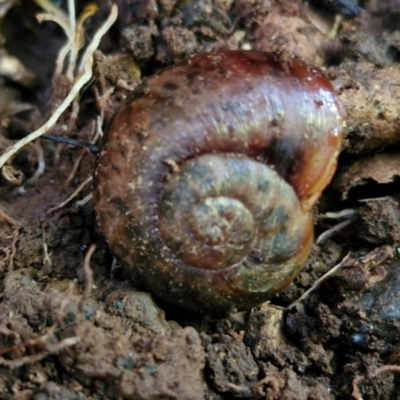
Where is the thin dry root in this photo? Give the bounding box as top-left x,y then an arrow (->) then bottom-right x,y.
0,281 -> 80,369
316,208 -> 355,244
0,244 -> 97,368
75,193 -> 93,207
65,151 -> 87,187
0,207 -> 18,227
0,334 -> 80,369
24,141 -> 46,186
64,119 -> 100,187
287,245 -> 393,310
48,175 -> 93,213
42,229 -> 52,269
76,244 -> 96,328
286,254 -> 352,310
352,365 -> 400,400
316,219 -> 352,244
0,227 -> 20,274
0,4 -> 118,174
35,0 -> 98,79
322,209 -> 356,219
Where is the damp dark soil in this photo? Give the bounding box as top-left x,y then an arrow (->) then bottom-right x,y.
1,1 -> 400,399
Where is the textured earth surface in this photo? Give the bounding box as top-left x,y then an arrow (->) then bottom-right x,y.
1,0 -> 400,399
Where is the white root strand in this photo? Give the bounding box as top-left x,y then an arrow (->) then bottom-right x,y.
0,4 -> 118,172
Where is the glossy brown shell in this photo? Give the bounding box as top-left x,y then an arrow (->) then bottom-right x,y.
94,50 -> 345,314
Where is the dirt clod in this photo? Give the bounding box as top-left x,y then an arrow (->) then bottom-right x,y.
2,0 -> 400,399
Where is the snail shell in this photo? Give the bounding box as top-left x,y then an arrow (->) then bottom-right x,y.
94,50 -> 345,315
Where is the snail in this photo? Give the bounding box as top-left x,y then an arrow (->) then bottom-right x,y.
94,50 -> 345,315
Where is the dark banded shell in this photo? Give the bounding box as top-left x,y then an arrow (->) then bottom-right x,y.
94,50 -> 345,314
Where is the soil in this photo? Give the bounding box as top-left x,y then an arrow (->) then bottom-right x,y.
1,0 -> 400,399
